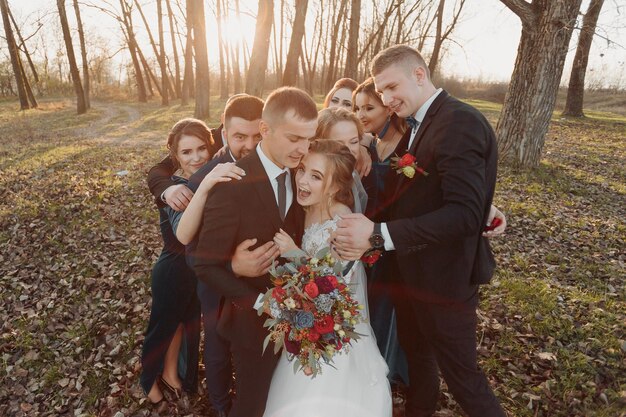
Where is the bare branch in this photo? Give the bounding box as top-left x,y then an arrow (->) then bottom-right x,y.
499,0 -> 535,25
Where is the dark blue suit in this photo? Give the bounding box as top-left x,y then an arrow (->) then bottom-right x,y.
187,151 -> 235,412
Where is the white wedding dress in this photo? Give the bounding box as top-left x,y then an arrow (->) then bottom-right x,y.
263,216 -> 392,417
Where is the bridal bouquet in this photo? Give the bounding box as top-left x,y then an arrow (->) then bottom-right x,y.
256,248 -> 364,377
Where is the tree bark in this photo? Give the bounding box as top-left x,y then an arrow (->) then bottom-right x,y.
120,0 -> 147,102
8,8 -> 39,84
563,0 -> 604,117
497,0 -> 583,167
245,0 -> 274,96
181,0 -> 194,105
166,0 -> 182,98
72,0 -> 90,108
191,0 -> 210,118
428,0 -> 445,76
344,0 -> 361,80
157,0 -> 169,105
1,0 -> 31,109
57,0 -> 86,114
216,0 -> 228,98
282,0 -> 308,86
323,0 -> 348,91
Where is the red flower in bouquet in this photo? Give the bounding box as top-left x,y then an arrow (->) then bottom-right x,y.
314,276 -> 334,294
307,329 -> 320,342
304,281 -> 319,298
314,315 -> 335,334
325,275 -> 339,289
272,286 -> 287,302
284,338 -> 301,355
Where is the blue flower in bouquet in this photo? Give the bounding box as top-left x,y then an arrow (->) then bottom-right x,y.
269,299 -> 282,318
313,294 -> 335,313
294,311 -> 314,329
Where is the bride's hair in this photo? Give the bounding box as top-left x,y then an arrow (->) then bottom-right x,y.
308,139 -> 355,210
167,118 -> 214,169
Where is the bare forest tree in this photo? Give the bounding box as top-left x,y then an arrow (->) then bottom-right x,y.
215,0 -> 228,98
0,0 -> 32,109
8,7 -> 40,100
181,0 -> 194,105
165,0 -> 182,98
497,0 -> 582,167
428,0 -> 465,77
57,0 -> 87,114
72,0 -> 90,108
246,0 -> 274,96
282,0 -> 308,86
343,0 -> 361,80
190,0 -> 210,118
117,0 -> 148,102
563,0 -> 605,117
156,0 -> 168,104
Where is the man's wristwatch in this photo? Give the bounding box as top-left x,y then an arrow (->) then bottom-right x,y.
369,223 -> 385,249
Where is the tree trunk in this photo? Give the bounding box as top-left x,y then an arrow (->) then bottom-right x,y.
166,0 -> 182,98
181,0 -> 194,105
324,0 -> 348,91
428,0 -> 445,76
120,0 -> 147,102
216,0 -> 228,98
157,0 -> 169,105
497,0 -> 582,167
563,0 -> 604,117
72,0 -> 90,108
57,0 -> 86,114
282,0 -> 308,86
343,0 -> 361,80
245,0 -> 274,97
1,0 -> 31,109
191,0 -> 210,118
8,7 -> 39,84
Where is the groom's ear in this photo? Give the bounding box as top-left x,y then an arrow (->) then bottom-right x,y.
259,120 -> 271,139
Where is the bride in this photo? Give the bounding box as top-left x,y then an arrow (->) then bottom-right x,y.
263,139 -> 392,417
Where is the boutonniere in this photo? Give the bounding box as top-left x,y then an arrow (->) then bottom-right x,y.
390,152 -> 429,179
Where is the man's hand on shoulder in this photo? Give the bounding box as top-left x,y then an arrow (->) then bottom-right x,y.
163,184 -> 194,211
231,239 -> 280,277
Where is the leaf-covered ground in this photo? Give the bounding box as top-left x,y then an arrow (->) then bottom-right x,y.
1,98 -> 624,417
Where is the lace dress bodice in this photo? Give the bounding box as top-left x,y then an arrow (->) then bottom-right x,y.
301,216 -> 340,257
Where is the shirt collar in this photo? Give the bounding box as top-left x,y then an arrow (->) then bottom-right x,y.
412,88 -> 443,123
256,143 -> 290,180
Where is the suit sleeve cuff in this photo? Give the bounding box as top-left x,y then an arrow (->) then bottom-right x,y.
381,222 -> 395,251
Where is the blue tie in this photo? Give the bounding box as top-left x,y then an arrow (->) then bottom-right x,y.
406,116 -> 419,131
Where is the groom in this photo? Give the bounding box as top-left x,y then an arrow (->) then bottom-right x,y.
333,45 -> 506,417
192,87 -> 318,417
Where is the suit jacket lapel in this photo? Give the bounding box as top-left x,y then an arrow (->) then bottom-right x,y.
248,151 -> 284,230
408,90 -> 449,155
394,90 -> 449,195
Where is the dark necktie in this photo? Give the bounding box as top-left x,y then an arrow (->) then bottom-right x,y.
406,116 -> 419,131
276,171 -> 287,221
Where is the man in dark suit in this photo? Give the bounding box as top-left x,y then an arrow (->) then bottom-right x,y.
332,45 -> 506,417
192,87 -> 318,417
146,95 -> 277,416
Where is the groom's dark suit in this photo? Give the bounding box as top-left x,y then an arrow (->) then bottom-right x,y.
193,149 -> 303,417
385,91 -> 505,416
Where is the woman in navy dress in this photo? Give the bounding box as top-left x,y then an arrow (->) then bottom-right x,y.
141,118 -> 244,405
353,78 -> 410,390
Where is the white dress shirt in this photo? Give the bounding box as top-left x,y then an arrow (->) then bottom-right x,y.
381,88 -> 443,251
256,143 -> 293,214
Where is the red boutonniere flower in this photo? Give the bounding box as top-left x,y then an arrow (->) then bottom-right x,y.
391,152 -> 428,179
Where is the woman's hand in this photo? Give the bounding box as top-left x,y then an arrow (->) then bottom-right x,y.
356,145 -> 372,178
198,163 -> 245,192
273,228 -> 298,255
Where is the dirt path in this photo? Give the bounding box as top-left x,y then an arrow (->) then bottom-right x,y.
86,101 -> 160,146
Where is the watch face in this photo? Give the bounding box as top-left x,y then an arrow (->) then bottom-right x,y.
370,234 -> 384,248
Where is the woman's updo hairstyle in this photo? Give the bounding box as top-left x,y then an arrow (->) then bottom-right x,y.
167,118 -> 214,169
307,139 -> 355,210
